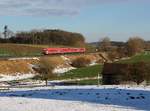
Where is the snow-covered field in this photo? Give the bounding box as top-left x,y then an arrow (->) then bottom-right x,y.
0,85 -> 150,111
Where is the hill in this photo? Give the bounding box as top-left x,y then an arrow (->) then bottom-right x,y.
88,41 -> 126,47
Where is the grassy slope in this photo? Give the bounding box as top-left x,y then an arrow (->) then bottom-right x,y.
48,64 -> 103,85
53,64 -> 103,80
118,51 -> 150,63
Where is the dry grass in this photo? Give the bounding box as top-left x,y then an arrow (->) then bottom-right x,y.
67,54 -> 100,63
71,57 -> 91,68
0,59 -> 38,75
40,56 -> 64,67
0,56 -> 63,75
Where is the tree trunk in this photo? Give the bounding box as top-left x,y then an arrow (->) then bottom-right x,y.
45,79 -> 48,86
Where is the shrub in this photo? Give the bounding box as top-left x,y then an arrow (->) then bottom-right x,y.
126,37 -> 145,56
71,57 -> 91,68
38,57 -> 56,86
108,50 -> 119,61
103,62 -> 150,85
130,62 -> 146,85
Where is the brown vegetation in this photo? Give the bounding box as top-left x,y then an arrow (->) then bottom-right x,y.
38,57 -> 57,86
1,29 -> 85,47
98,36 -> 146,61
71,57 -> 91,68
126,37 -> 145,56
0,59 -> 37,75
98,37 -> 111,52
0,53 -> 105,76
102,62 -> 150,85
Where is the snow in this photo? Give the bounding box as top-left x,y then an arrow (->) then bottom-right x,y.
49,77 -> 101,84
89,60 -> 97,66
8,57 -> 40,61
0,73 -> 35,82
53,66 -> 75,74
61,55 -> 70,61
0,85 -> 150,111
49,55 -> 75,74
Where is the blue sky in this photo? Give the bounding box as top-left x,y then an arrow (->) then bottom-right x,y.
0,0 -> 150,42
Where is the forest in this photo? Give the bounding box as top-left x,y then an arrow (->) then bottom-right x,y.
0,29 -> 85,47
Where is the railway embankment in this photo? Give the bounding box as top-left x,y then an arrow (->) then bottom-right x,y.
0,53 -> 107,78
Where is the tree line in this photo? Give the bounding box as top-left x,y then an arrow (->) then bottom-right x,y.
98,36 -> 150,60
103,62 -> 150,85
0,29 -> 85,47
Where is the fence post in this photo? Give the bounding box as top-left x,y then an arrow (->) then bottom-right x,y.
97,73 -> 100,86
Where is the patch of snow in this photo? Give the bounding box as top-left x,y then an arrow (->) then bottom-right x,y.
28,64 -> 39,72
8,57 -> 40,61
61,55 -> 70,61
120,57 -> 130,60
48,77 -> 101,85
0,73 -> 35,82
53,66 -> 75,74
61,55 -> 72,65
89,60 -> 97,66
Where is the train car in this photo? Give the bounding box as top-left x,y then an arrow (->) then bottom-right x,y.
43,48 -> 86,55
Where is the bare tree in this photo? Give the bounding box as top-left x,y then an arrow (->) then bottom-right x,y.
108,49 -> 119,61
71,57 -> 91,68
98,37 -> 111,52
39,57 -> 55,86
117,47 -> 128,58
130,62 -> 146,85
126,37 -> 145,56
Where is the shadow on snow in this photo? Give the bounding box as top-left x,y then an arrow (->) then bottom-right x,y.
0,87 -> 150,111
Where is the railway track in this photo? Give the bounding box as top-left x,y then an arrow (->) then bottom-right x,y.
0,52 -> 94,60
0,52 -> 107,61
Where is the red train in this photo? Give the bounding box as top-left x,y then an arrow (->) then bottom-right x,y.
43,48 -> 86,55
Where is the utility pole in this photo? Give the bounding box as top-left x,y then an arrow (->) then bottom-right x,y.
4,25 -> 8,39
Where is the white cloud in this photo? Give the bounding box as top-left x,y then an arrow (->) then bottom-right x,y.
0,0 -> 130,16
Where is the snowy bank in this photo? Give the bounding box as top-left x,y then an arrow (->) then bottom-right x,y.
8,57 -> 39,61
0,73 -> 35,82
53,66 -> 75,74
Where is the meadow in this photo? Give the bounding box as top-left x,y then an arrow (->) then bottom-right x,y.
118,51 -> 150,63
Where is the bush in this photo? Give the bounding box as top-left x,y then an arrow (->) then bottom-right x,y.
121,62 -> 150,85
108,50 -> 119,61
103,62 -> 150,85
38,57 -> 56,86
71,57 -> 91,68
130,62 -> 146,85
126,37 -> 145,56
